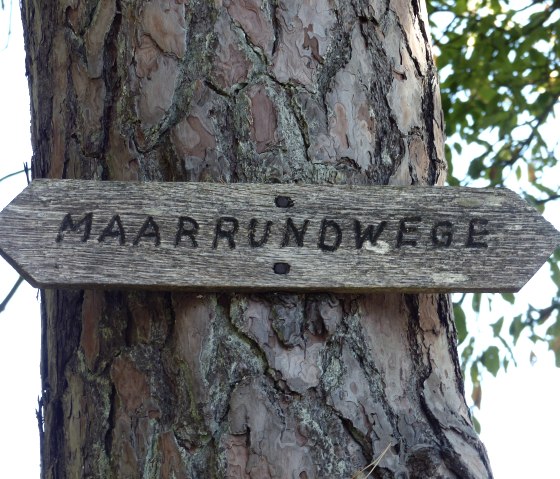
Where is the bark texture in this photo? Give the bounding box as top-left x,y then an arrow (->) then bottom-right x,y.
22,0 -> 492,477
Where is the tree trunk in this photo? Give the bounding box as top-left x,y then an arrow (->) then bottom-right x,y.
22,0 -> 492,477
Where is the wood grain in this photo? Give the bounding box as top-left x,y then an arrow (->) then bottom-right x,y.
0,180 -> 558,292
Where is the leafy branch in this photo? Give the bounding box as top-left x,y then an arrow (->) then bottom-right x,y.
428,0 -> 560,423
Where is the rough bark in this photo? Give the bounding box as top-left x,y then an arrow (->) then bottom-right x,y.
21,0 -> 492,477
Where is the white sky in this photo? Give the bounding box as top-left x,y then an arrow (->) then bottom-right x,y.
1,2 -> 559,478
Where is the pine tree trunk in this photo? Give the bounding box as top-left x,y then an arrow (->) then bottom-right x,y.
22,0 -> 492,477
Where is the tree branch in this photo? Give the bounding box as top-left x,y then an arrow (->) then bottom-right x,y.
0,276 -> 24,314
0,169 -> 25,184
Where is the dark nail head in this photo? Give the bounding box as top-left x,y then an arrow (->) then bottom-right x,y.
275,196 -> 293,208
273,262 -> 290,274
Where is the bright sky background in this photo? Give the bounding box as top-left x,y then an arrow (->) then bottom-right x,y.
1,2 -> 559,478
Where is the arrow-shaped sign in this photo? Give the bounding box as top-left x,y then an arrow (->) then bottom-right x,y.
0,180 -> 558,293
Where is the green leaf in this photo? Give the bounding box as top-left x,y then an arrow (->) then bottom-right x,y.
501,292 -> 515,304
550,254 -> 560,287
509,315 -> 524,345
472,293 -> 482,313
552,339 -> 560,368
481,346 -> 500,376
546,318 -> 560,338
470,361 -> 480,384
461,337 -> 476,372
467,159 -> 485,179
491,317 -> 504,337
454,304 -> 468,344
472,415 -> 481,434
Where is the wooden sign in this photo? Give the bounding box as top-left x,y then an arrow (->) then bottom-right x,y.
0,180 -> 558,293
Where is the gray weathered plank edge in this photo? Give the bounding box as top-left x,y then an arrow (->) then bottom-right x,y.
0,180 -> 558,293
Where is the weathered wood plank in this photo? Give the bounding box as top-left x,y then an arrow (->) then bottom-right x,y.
0,180 -> 558,292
